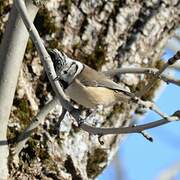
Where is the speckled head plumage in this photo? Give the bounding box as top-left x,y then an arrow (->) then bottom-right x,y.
48,49 -> 67,72
48,49 -> 84,85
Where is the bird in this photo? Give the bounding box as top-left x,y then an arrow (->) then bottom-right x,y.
48,49 -> 133,109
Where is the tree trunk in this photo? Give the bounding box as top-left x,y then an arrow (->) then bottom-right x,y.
0,1 -> 38,179
3,0 -> 179,179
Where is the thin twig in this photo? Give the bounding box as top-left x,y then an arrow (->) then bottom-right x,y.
54,108 -> 67,135
80,110 -> 180,135
12,109 -> 180,148
135,99 -> 170,120
160,75 -> 180,86
135,51 -> 180,97
104,67 -> 180,86
140,131 -> 153,142
132,125 -> 153,142
170,62 -> 180,71
104,68 -> 157,76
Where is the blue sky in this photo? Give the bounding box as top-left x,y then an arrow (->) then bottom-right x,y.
99,49 -> 180,180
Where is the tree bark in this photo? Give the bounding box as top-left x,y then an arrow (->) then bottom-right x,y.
3,0 -> 179,179
0,1 -> 38,179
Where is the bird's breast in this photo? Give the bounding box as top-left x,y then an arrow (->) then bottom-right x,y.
65,80 -> 127,108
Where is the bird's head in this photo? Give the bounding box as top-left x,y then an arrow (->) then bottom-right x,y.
48,49 -> 83,84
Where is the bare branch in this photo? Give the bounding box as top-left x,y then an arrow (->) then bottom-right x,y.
132,124 -> 153,142
14,0 -> 84,141
79,110 -> 180,135
170,62 -> 180,71
135,99 -> 170,120
104,67 -> 180,86
135,51 -> 180,97
12,97 -> 58,158
140,130 -> 153,142
104,67 -> 157,76
159,74 -> 180,86
0,1 -> 38,177
15,0 -> 74,112
54,108 -> 67,135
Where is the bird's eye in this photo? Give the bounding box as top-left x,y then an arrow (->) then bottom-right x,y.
64,70 -> 67,74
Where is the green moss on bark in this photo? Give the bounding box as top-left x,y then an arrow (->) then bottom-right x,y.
87,148 -> 107,178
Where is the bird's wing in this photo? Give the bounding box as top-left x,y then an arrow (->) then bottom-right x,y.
76,65 -> 132,97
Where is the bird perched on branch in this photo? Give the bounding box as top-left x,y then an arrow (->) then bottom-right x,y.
48,49 -> 132,109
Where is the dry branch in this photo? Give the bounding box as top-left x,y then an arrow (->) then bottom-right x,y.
0,1 -> 38,178
13,97 -> 58,158
136,51 -> 180,97
105,67 -> 180,86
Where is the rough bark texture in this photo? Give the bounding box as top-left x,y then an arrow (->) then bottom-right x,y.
0,0 -> 38,179
1,0 -> 179,179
